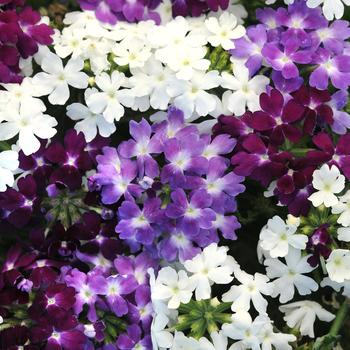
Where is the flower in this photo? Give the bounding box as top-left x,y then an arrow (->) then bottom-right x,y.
279,301 -> 335,338
308,164 -> 345,208
33,53 -> 89,105
222,269 -> 273,314
259,216 -> 308,258
184,243 -> 234,300
306,0 -> 350,20
86,71 -> 134,123
265,248 -> 318,303
0,99 -> 57,155
205,12 -> 245,50
151,267 -> 194,309
221,64 -> 269,116
0,150 -> 18,192
325,249 -> 350,283
66,88 -> 116,142
332,190 -> 350,226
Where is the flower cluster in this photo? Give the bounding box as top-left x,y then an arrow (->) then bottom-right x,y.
0,0 -> 54,83
233,0 -> 350,90
0,129 -> 159,349
90,107 -> 244,262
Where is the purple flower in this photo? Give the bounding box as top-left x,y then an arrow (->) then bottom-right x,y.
311,20 -> 350,54
231,24 -> 268,75
128,285 -> 153,330
117,325 -> 151,350
115,198 -> 162,246
165,188 -> 215,237
105,275 -> 137,317
329,90 -> 350,135
201,133 -> 236,161
271,71 -> 303,96
307,225 -> 332,267
310,48 -> 350,90
161,135 -> 207,186
91,147 -> 141,204
114,252 -> 157,286
64,268 -> 107,322
262,39 -> 312,79
158,227 -> 201,262
119,118 -> 162,178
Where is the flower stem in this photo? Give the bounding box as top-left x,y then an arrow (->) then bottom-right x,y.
329,299 -> 349,337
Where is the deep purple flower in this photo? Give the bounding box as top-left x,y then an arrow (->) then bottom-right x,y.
307,225 -> 332,267
0,175 -> 38,228
247,89 -> 305,145
231,134 -> 285,186
119,118 -> 162,178
292,86 -> 333,134
128,285 -> 153,330
46,130 -> 93,190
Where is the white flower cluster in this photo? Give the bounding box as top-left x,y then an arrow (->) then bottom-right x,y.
150,243 -> 335,349
49,9 -> 267,140
265,0 -> 350,20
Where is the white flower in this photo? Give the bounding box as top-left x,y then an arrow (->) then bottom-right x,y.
321,277 -> 350,298
33,53 -> 89,105
167,71 -> 221,119
221,64 -> 269,116
326,249 -> 350,283
199,331 -> 229,350
86,71 -> 134,123
259,322 -> 296,350
129,57 -> 174,110
279,301 -> 335,338
54,27 -> 86,59
113,39 -> 152,69
66,88 -> 116,142
332,190 -> 350,226
222,269 -> 273,314
151,313 -> 174,350
222,314 -> 267,350
0,100 -> 57,156
0,150 -> 19,192
259,216 -> 307,258
265,248 -> 318,303
171,332 -> 201,350
184,243 -> 234,300
306,0 -> 350,20
308,164 -> 345,208
205,12 -> 245,50
166,47 -> 210,81
152,267 -> 194,309
337,227 -> 350,242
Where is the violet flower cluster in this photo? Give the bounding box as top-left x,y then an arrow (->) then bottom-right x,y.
78,0 -> 229,24
231,0 -> 350,90
0,0 -> 54,83
90,107 -> 245,263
